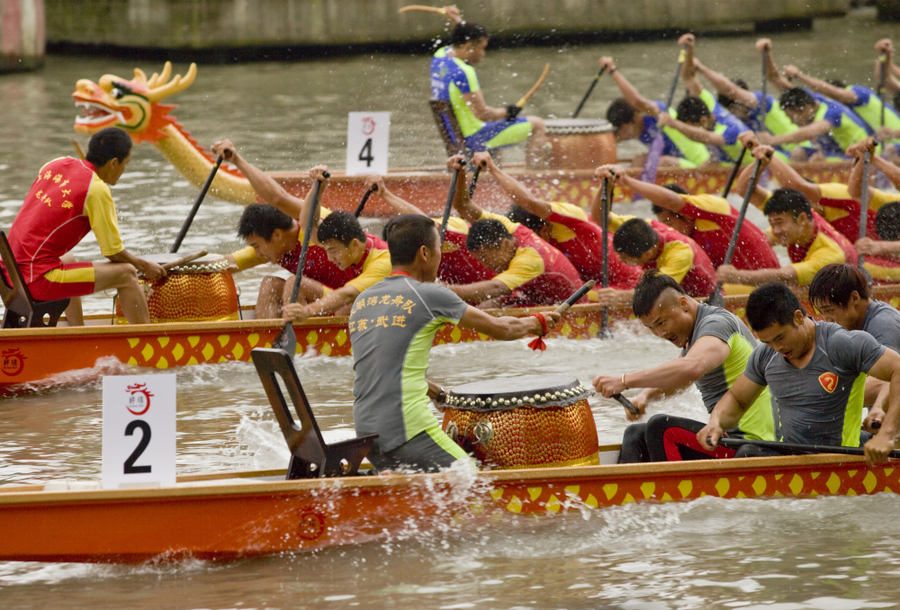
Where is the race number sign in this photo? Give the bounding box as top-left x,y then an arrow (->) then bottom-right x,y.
102,375 -> 176,489
346,112 -> 390,176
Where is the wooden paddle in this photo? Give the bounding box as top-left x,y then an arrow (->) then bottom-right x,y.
439,161 -> 465,245
718,437 -> 900,459
707,151 -> 769,308
353,184 -> 377,218
171,156 -> 223,253
720,147 -> 746,199
72,140 -> 86,161
514,63 -> 551,109
598,177 -> 613,339
572,67 -> 606,119
272,172 -> 330,355
638,49 -> 685,189
398,5 -> 447,15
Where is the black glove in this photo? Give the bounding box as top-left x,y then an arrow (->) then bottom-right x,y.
506,104 -> 522,121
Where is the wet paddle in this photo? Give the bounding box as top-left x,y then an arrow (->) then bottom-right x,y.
272,172 -> 329,355
439,161 -> 465,245
720,147 -> 746,199
638,49 -> 685,191
468,165 -> 482,199
555,279 -> 596,315
352,184 -> 377,218
599,177 -> 613,339
72,140 -> 86,161
398,5 -> 447,15
707,152 -> 768,308
515,63 -> 551,110
879,53 -> 888,133
858,146 -> 874,286
718,437 -> 900,459
572,67 -> 606,119
171,156 -> 223,253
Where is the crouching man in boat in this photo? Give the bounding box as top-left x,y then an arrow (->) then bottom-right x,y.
698,282 -> 900,466
3,127 -> 165,325
593,270 -> 774,463
213,140 -> 391,321
350,214 -> 560,472
443,155 -> 585,308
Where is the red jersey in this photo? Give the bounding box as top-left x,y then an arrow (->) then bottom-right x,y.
812,211 -> 858,267
278,234 -> 388,290
678,195 -> 779,270
647,220 -> 718,298
864,254 -> 900,285
545,201 -> 641,289
6,157 -> 124,283
433,217 -> 494,285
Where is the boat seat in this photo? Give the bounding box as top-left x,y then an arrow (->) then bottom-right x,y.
251,347 -> 377,479
429,99 -> 471,158
0,230 -> 70,329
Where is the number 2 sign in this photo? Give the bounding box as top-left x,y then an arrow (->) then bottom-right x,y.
102,375 -> 176,489
346,112 -> 390,176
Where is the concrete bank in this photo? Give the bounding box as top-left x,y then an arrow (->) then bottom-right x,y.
46,0 -> 851,63
1,0 -> 45,73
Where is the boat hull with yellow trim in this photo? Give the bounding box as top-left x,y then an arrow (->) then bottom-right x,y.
0,449 -> 894,564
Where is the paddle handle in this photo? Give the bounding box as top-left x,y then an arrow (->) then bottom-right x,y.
720,146 -> 746,199
288,172 -> 330,305
717,437 -> 900,459
171,156 -> 223,253
879,53 -> 888,129
353,184 -> 377,218
572,67 -> 605,119
439,164 -> 464,244
162,249 -> 208,270
515,63 -> 550,108
398,5 -> 445,14
858,147 -> 872,274
468,165 -> 482,199
599,177 -> 613,339
665,49 -> 686,109
554,280 -> 596,315
760,48 -> 768,106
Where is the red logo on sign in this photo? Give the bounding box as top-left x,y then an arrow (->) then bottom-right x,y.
361,117 -> 376,136
1,348 -> 26,377
125,383 -> 153,415
819,372 -> 838,394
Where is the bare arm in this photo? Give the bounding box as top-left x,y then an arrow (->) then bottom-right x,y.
472,152 -> 552,218
862,349 -> 900,465
845,139 -> 874,201
697,375 -> 765,450
283,284 -> 360,321
757,39 -> 793,92
694,59 -> 759,108
679,35 -> 703,97
459,307 -> 560,341
783,66 -> 857,106
600,57 -> 660,116
716,264 -> 799,287
447,155 -> 483,225
872,154 -> 900,190
365,175 -> 429,217
447,280 -> 511,303
658,112 -> 726,146
761,119 -> 831,147
107,249 -> 166,280
461,90 -> 508,123
618,171 -> 687,213
759,150 -> 822,204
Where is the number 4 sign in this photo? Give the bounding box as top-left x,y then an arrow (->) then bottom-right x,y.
102,375 -> 176,489
346,112 -> 390,176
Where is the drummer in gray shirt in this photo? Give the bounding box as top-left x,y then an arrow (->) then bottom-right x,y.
698,282 -> 900,466
810,263 -> 900,431
350,214 -> 559,473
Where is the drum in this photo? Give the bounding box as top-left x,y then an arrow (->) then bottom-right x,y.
526,118 -> 617,170
441,374 -> 599,470
115,253 -> 239,324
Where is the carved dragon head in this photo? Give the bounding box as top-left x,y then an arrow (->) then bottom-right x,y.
73,62 -> 197,144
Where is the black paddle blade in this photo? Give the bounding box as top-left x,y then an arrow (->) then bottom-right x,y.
272,321 -> 297,356
612,393 -> 639,416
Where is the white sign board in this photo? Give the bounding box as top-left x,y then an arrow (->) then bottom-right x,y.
346,112 -> 390,176
102,375 -> 176,489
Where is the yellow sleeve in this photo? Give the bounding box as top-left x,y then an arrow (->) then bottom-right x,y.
548,201 -> 588,221
608,212 -> 637,233
681,194 -> 731,214
479,209 -> 519,234
791,233 -> 846,286
817,183 -> 851,200
231,245 -> 267,270
656,240 -> 694,284
493,247 -> 544,290
346,248 -> 392,293
84,174 -> 124,257
870,188 -> 900,212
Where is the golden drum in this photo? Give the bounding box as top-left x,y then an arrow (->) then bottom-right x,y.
115,254 -> 239,324
526,119 -> 617,170
441,375 -> 599,470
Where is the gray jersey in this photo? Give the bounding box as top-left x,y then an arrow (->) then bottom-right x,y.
350,275 -> 469,453
744,321 -> 885,447
862,300 -> 900,352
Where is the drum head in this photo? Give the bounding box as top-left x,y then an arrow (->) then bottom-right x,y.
544,118 -> 613,134
139,253 -> 228,273
447,374 -> 592,411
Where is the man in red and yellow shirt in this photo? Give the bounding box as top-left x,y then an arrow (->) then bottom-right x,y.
444,155 -> 583,307
5,127 -> 165,325
214,140 -> 391,320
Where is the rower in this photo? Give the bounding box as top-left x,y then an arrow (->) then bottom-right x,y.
698,282 -> 900,466
600,56 -> 711,169
213,140 -> 391,320
595,163 -> 778,273
430,18 -> 547,162
443,155 -> 584,308
717,146 -> 853,290
350,214 -> 560,472
469,152 -> 641,289
857,203 -> 900,276
756,39 -> 870,161
593,270 -> 774,463
809,263 -> 900,433
2,127 -> 165,325
655,35 -> 754,165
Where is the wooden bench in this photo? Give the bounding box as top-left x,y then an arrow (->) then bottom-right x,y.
0,230 -> 70,329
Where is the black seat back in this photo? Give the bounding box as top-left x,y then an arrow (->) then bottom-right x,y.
0,230 -> 69,328
429,99 -> 470,158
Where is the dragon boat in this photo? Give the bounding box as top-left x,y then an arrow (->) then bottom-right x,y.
71,62 -> 857,216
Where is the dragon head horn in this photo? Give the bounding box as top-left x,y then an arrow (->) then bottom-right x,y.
145,63 -> 197,103
145,63 -> 172,89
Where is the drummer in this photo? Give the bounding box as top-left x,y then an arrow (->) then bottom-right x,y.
469,152 -> 641,289
595,163 -> 779,275
698,282 -> 900,466
350,214 -> 560,472
593,270 -> 774,463
3,127 -> 165,325
430,16 -> 548,162
213,140 -> 391,320
443,155 -> 584,307
600,56 -> 711,169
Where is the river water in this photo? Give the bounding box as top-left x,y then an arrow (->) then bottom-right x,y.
3,8 -> 900,609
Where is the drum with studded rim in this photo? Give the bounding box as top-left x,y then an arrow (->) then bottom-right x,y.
115,253 -> 239,324
526,118 -> 617,170
441,374 -> 599,470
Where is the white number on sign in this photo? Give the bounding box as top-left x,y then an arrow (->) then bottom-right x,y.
358,138 -> 374,167
123,420 -> 152,474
